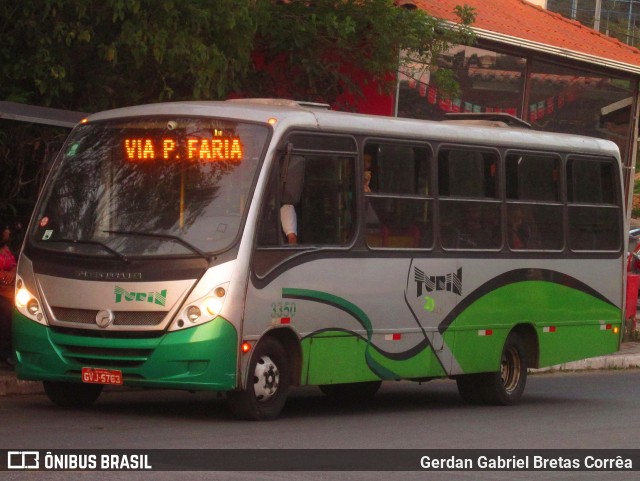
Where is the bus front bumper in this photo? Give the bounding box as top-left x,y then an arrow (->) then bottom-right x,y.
12,312 -> 238,391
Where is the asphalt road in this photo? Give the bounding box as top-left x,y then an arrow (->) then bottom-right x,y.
1,370 -> 639,481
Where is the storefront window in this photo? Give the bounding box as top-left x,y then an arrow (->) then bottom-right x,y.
397,46 -> 526,120
528,60 -> 633,161
397,46 -> 636,206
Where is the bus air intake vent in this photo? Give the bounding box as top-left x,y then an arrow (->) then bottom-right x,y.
51,307 -> 167,326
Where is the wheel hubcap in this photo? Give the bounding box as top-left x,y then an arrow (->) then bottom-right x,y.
501,346 -> 521,394
253,355 -> 279,402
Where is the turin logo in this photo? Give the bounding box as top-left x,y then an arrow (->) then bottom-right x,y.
414,267 -> 462,297
114,286 -> 167,306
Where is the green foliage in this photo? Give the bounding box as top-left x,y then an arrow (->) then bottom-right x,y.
0,0 -> 258,111
246,0 -> 475,105
1,0 -> 474,111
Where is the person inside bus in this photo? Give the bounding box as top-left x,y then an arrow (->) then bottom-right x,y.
458,203 -> 497,249
363,152 -> 381,227
0,220 -> 17,367
508,205 -> 531,249
279,153 -> 373,245
363,153 -> 373,193
280,204 -> 297,244
278,154 -> 305,245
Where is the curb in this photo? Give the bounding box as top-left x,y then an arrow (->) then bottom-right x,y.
532,355 -> 640,373
0,375 -> 43,396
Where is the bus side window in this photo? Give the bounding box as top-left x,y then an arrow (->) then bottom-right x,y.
505,153 -> 563,251
438,148 -> 501,250
298,155 -> 356,245
365,142 -> 433,249
567,157 -> 621,251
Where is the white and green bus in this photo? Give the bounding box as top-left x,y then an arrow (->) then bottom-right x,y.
13,99 -> 625,419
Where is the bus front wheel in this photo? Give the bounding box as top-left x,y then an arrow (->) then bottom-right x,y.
226,337 -> 290,420
43,381 -> 103,408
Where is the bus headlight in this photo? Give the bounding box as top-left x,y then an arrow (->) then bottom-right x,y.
16,288 -> 32,308
14,277 -> 47,325
187,306 -> 202,323
203,297 -> 223,316
27,298 -> 40,315
172,282 -> 229,330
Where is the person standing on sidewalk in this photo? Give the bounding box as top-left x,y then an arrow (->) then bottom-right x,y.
0,220 -> 17,367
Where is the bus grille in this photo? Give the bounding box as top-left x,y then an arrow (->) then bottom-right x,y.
60,345 -> 154,368
51,307 -> 167,327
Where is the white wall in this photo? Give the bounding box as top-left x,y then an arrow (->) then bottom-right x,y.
525,0 -> 547,8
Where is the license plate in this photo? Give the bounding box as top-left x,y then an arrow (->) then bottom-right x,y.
81,367 -> 123,385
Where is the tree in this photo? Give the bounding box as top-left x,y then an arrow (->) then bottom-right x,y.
0,0 -> 259,111
243,0 -> 475,107
1,0 -> 474,111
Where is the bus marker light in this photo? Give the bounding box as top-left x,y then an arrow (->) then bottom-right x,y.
241,342 -> 252,354
478,329 -> 493,336
268,118 -> 277,125
385,333 -> 402,341
543,326 -> 556,333
613,326 -> 620,334
280,317 -> 291,324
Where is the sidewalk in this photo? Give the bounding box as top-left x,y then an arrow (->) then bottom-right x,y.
1,342 -> 639,397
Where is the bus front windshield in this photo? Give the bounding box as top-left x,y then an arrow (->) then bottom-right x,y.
30,117 -> 269,258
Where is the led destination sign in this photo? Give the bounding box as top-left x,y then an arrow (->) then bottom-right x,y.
124,132 -> 243,162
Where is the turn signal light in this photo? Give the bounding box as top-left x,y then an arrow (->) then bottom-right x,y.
241,342 -> 252,354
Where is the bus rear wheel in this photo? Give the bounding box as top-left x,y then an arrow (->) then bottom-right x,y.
319,380 -> 382,403
43,381 -> 103,408
226,337 -> 290,420
456,332 -> 527,405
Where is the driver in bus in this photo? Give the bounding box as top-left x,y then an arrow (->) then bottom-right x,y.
280,204 -> 297,245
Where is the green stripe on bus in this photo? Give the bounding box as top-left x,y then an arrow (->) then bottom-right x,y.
285,288 -> 446,381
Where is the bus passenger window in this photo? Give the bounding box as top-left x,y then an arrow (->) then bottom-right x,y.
438,148 -> 500,251
364,143 -> 433,249
258,154 -> 356,247
567,157 -> 621,251
505,153 -> 563,251
298,155 -> 356,245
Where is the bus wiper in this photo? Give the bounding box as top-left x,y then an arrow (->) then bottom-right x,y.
45,238 -> 129,263
103,230 -> 210,262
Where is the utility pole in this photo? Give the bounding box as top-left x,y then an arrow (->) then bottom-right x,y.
571,0 -> 578,20
628,0 -> 635,46
594,0 -> 602,31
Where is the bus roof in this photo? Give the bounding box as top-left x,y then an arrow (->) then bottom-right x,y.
84,99 -> 621,159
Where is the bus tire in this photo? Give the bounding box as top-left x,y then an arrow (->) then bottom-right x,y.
319,380 -> 381,403
226,337 -> 290,420
43,381 -> 103,408
481,332 -> 528,405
